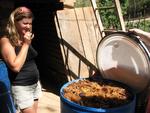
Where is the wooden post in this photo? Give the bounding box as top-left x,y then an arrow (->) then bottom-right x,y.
113,0 -> 126,31
90,0 -> 105,37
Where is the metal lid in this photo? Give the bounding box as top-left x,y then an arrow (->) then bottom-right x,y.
96,32 -> 150,93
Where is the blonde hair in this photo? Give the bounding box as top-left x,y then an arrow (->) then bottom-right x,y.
6,6 -> 33,46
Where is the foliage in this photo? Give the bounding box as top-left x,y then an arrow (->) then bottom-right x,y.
127,0 -> 150,18
97,0 -> 121,30
122,0 -> 150,31
74,0 -> 150,31
126,20 -> 150,32
96,0 -> 150,31
74,0 -> 91,7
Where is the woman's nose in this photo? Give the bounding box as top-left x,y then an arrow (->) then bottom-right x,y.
26,24 -> 30,28
26,24 -> 32,31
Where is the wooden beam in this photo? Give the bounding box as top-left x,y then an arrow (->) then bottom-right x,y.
91,0 -> 105,37
113,0 -> 126,31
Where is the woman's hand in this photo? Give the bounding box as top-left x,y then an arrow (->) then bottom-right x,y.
128,28 -> 144,35
128,28 -> 150,45
23,32 -> 34,44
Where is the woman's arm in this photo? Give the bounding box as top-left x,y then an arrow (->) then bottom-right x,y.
129,28 -> 150,45
0,37 -> 30,72
0,31 -> 32,73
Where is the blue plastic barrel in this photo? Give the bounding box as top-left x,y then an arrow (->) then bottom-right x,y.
0,60 -> 16,113
60,78 -> 136,113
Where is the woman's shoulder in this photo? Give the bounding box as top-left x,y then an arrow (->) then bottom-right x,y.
0,36 -> 10,43
1,35 -> 9,40
0,36 -> 12,49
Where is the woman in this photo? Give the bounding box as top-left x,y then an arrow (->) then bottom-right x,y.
0,6 -> 41,113
129,28 -> 150,113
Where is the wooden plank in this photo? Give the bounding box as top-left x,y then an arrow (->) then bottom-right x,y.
56,8 -> 90,79
91,0 -> 105,37
89,6 -> 102,44
56,9 -> 82,79
56,9 -> 83,54
75,8 -> 95,64
83,7 -> 101,65
55,6 -> 102,79
55,12 -> 72,81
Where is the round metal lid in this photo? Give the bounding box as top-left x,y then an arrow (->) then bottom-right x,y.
96,32 -> 150,93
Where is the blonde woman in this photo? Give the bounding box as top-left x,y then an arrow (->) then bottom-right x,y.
0,6 -> 41,113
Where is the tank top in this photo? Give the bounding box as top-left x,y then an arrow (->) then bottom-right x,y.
8,45 -> 39,86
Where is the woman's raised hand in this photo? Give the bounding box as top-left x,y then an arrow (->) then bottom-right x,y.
23,32 -> 34,44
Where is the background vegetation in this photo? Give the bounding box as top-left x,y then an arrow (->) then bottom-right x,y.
74,0 -> 150,32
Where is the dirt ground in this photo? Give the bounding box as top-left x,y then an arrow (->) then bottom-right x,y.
38,90 -> 60,113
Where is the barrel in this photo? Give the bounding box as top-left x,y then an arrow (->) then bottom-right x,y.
0,60 -> 16,113
60,78 -> 136,113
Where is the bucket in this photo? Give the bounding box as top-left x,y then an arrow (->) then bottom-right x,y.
60,78 -> 136,113
0,60 -> 16,113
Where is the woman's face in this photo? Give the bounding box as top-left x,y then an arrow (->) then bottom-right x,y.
15,18 -> 33,36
